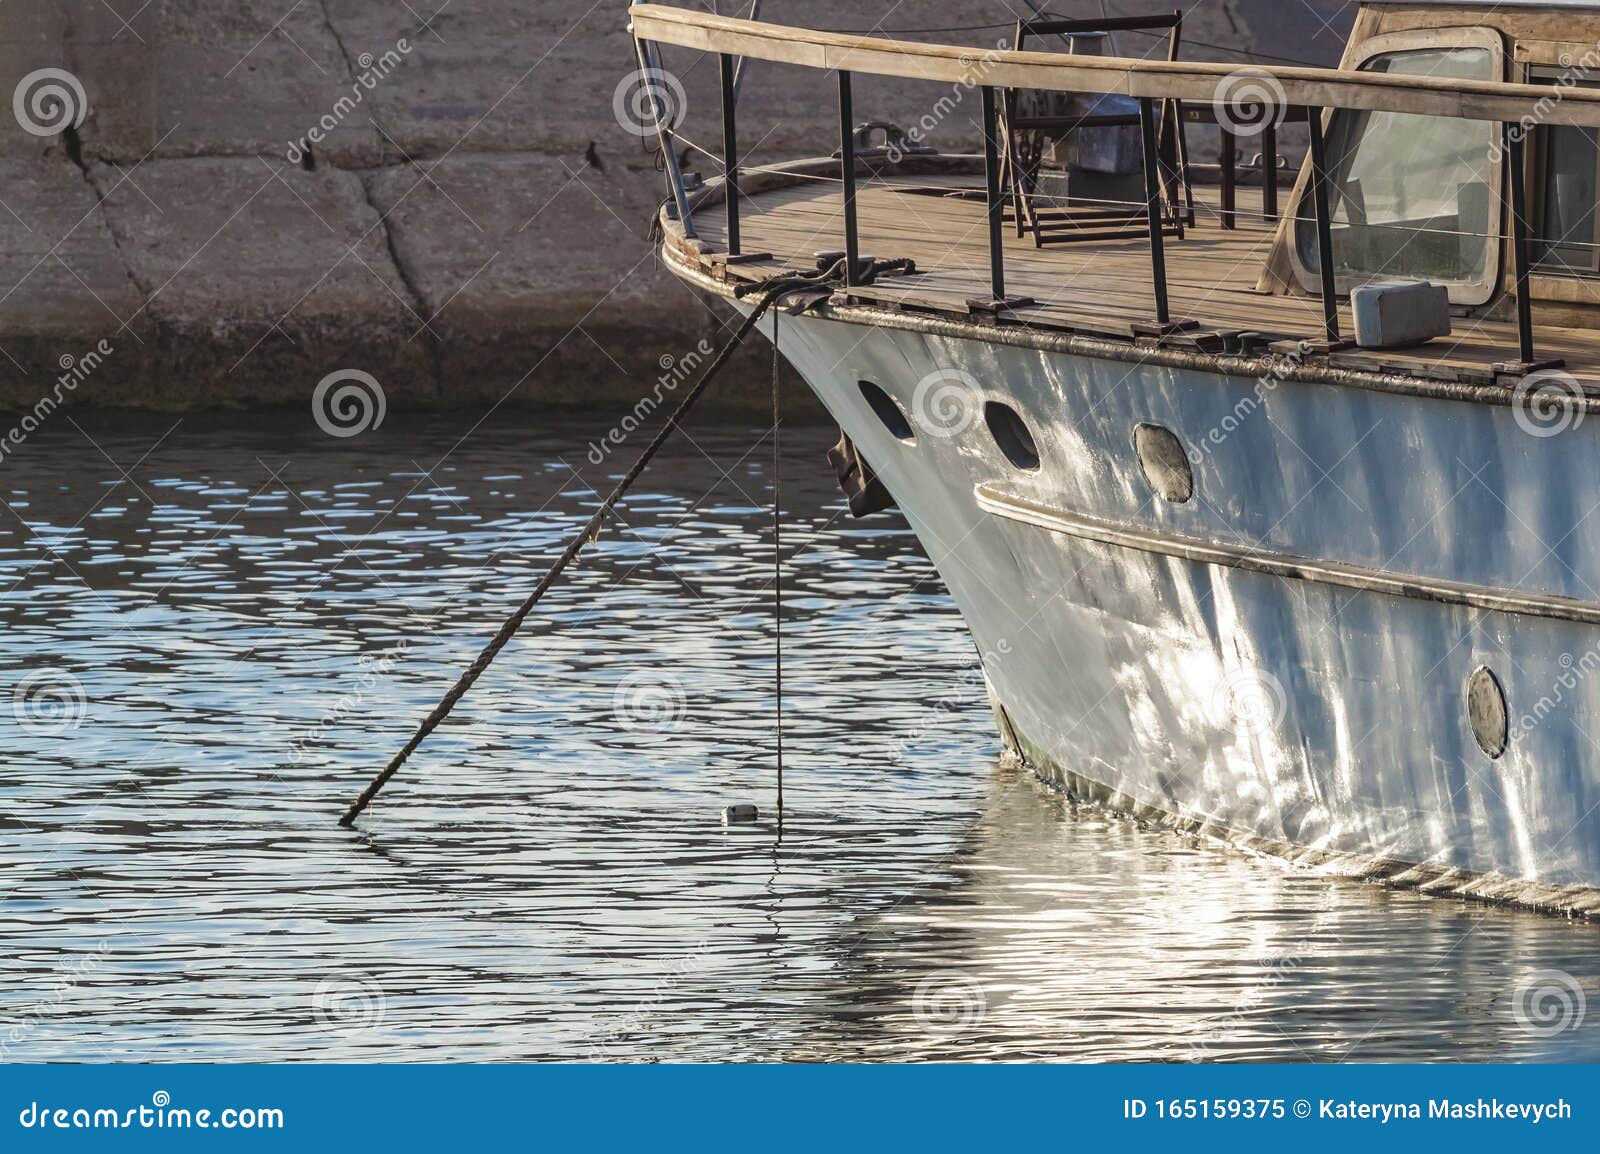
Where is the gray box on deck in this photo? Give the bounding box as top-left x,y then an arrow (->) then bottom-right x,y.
1351,280 -> 1452,349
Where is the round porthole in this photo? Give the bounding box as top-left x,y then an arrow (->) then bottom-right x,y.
858,381 -> 915,443
1133,423 -> 1193,503
1467,665 -> 1508,759
984,401 -> 1040,471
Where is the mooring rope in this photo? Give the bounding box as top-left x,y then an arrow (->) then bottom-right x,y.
338,266 -> 846,829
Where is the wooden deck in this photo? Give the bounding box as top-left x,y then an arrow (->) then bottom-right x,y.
689,172 -> 1600,386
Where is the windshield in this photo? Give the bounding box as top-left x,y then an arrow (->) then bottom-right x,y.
1295,46 -> 1498,295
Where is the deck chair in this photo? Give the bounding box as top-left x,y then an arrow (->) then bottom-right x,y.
1000,13 -> 1194,247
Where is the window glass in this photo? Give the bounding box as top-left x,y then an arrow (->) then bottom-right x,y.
1532,70 -> 1600,274
1295,47 -> 1496,287
1538,126 -> 1598,271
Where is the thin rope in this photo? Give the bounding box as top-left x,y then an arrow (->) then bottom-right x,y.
338,274 -> 829,828
772,311 -> 784,823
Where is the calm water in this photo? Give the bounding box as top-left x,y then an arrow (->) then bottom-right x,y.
4,410 -> 1600,1063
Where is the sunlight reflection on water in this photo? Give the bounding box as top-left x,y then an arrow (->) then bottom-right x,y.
3,413 -> 1599,1062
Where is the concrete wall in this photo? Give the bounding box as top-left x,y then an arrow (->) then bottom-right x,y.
0,1 -> 1352,412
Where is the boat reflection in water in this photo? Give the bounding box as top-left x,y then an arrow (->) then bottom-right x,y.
4,415 -> 1599,1062
806,762 -> 1600,1063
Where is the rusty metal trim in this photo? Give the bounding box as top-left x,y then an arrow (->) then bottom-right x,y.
662,237 -> 1600,414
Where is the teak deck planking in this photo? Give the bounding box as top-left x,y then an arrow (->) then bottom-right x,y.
690,175 -> 1600,385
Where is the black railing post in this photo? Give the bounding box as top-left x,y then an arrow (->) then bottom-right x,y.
1138,96 -> 1171,325
1506,122 -> 1536,365
719,53 -> 740,255
1306,108 -> 1340,343
983,86 -> 1006,302
1262,120 -> 1278,221
635,38 -> 695,240
838,71 -> 860,287
968,85 -> 1034,315
1219,126 -> 1236,230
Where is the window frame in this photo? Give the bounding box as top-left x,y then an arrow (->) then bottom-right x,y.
1528,66 -> 1600,276
1287,26 -> 1507,308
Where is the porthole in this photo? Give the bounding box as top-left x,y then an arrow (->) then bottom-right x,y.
984,401 -> 1041,471
858,381 -> 915,443
1467,666 -> 1508,759
1133,423 -> 1193,503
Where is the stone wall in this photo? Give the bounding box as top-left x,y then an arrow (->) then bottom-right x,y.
0,0 -> 1352,412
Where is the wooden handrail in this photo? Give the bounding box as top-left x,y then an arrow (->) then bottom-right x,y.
629,3 -> 1600,129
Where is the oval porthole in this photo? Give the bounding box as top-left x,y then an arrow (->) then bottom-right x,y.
1467,665 -> 1508,759
858,381 -> 915,443
1133,423 -> 1193,503
984,401 -> 1041,471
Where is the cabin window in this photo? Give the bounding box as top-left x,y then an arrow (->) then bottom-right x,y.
1530,72 -> 1600,274
1291,29 -> 1504,307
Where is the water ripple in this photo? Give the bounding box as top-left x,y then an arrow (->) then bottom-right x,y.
2,413 -> 1598,1062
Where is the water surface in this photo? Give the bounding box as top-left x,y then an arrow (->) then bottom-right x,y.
3,411 -> 1599,1062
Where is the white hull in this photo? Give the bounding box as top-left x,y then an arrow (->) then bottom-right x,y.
758,304 -> 1600,916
